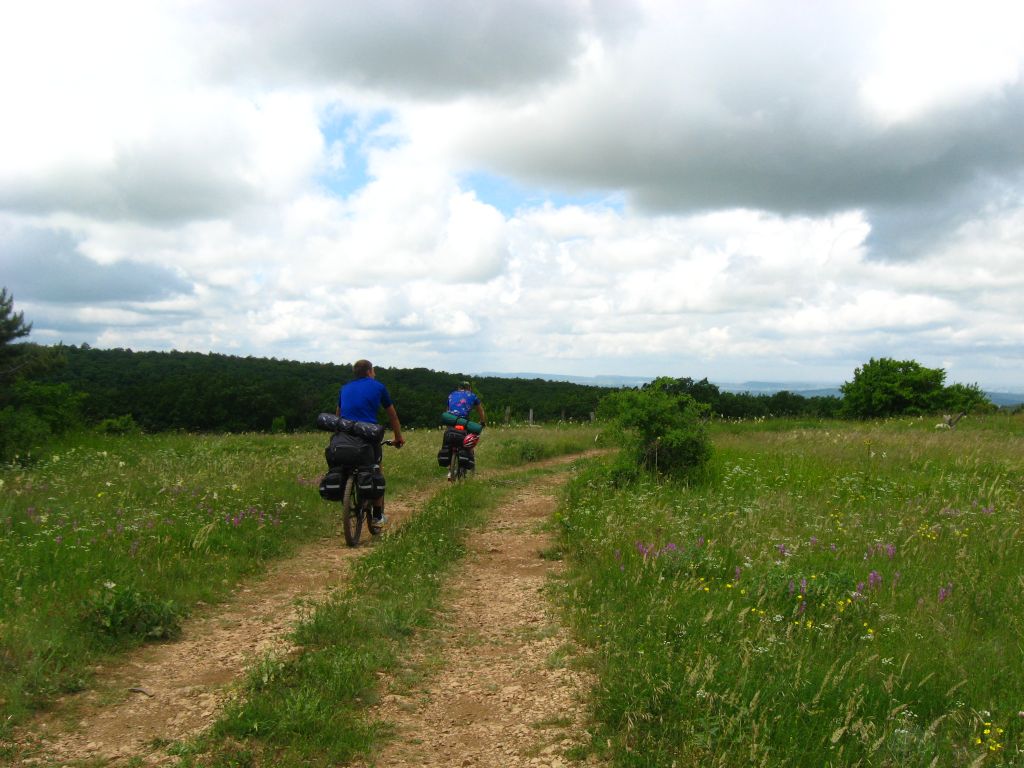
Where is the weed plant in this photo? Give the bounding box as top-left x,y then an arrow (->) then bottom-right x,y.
0,424 -> 596,734
555,414 -> 1024,767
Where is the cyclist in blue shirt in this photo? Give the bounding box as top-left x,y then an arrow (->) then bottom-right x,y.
337,359 -> 404,525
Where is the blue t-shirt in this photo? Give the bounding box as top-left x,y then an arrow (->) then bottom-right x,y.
447,389 -> 480,417
339,377 -> 393,424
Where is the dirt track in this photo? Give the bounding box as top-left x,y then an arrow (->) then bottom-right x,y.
10,453 -> 601,766
353,470 -> 598,768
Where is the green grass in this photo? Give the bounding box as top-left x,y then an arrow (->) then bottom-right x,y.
0,424 -> 598,736
555,414 -> 1024,767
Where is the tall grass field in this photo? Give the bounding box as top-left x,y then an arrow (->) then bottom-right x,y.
557,414 -> 1024,766
0,423 -> 598,738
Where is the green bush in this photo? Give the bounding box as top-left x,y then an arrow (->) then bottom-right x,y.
0,406 -> 51,462
839,357 -> 995,418
96,414 -> 141,435
81,582 -> 183,641
598,377 -> 712,476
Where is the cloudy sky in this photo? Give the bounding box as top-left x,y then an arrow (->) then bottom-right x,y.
2,0 -> 1023,389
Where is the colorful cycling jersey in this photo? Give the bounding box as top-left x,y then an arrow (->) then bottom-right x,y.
339,377 -> 392,423
447,389 -> 479,417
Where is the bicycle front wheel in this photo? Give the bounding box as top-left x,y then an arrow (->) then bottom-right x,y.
341,474 -> 364,547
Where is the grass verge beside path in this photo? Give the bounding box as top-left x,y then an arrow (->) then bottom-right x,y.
174,461 -> 584,767
0,425 -> 598,741
554,416 -> 1024,767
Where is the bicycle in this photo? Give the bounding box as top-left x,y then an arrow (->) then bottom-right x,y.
443,427 -> 478,482
339,440 -> 395,546
316,412 -> 398,547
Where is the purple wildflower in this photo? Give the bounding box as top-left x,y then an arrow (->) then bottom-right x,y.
938,582 -> 954,602
868,570 -> 882,589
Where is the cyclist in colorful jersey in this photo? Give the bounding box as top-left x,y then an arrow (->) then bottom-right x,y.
448,381 -> 484,421
337,359 -> 405,526
443,381 -> 486,480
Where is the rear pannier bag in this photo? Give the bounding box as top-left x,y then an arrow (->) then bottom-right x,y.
356,466 -> 386,499
325,432 -> 374,468
444,428 -> 467,450
318,469 -> 346,501
437,446 -> 452,467
457,449 -> 475,472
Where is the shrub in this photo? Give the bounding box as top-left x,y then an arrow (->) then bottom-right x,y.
81,582 -> 183,642
96,414 -> 141,435
597,377 -> 712,477
0,405 -> 51,463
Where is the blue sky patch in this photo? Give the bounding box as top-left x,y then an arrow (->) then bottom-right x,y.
460,170 -> 625,216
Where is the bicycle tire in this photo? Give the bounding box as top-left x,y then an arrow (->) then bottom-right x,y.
341,474 -> 364,547
453,453 -> 468,482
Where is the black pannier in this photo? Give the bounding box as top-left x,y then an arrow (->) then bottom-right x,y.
457,449 -> 475,471
437,446 -> 452,467
325,432 -> 374,468
444,428 -> 466,450
356,466 -> 386,499
319,469 -> 346,501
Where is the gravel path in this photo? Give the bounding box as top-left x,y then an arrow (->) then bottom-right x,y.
353,471 -> 600,768
9,453 -> 602,766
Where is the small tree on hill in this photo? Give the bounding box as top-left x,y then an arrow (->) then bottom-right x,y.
840,357 -> 992,418
940,382 -> 996,415
1,286 -> 33,379
598,377 -> 712,477
0,288 -> 78,461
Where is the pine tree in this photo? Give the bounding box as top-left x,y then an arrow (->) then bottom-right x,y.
1,286 -> 33,378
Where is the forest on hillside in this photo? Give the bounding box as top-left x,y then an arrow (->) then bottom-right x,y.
33,345 -> 609,432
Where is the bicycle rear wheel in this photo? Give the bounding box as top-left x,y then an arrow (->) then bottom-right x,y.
453,454 -> 467,481
341,474 -> 364,546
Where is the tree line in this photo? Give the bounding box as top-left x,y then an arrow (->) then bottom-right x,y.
0,287 -> 1001,462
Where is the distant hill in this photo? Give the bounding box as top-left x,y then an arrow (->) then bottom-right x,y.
476,371 -> 651,388
716,381 -> 844,398
478,372 -> 1024,408
985,391 -> 1024,408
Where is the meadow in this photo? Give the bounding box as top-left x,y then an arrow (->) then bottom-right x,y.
5,413 -> 1023,767
556,414 -> 1024,766
0,422 -> 598,736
